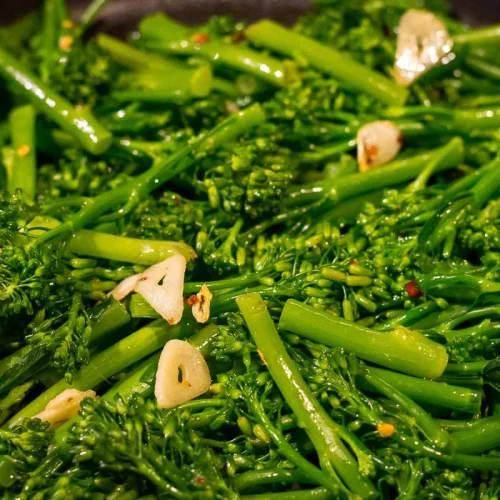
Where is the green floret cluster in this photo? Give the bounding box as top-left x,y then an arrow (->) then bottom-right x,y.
1,0 -> 500,498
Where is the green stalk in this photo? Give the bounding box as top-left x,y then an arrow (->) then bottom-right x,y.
67,230 -> 196,264
359,366 -> 481,413
279,300 -> 448,379
97,33 -> 172,70
287,139 -> 464,207
39,0 -> 66,81
98,34 -> 213,99
7,318 -> 198,427
233,469 -> 316,491
397,434 -> 500,470
0,46 -> 111,155
361,367 -> 449,448
78,0 -> 110,36
140,14 -> 294,88
36,104 -> 264,243
7,105 -> 36,200
465,56 -> 500,82
417,273 -> 500,300
445,361 -> 490,374
246,20 -> 408,106
454,107 -> 500,130
410,138 -> 464,191
237,293 -> 377,500
241,489 -> 333,500
454,25 -> 500,45
451,416 -> 500,454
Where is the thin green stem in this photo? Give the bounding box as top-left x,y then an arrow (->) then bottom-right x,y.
359,366 -> 481,413
246,20 -> 408,105
279,300 -> 448,379
78,0 -> 110,36
140,15 -> 294,88
237,293 -> 377,500
454,25 -> 500,45
361,367 -> 449,448
7,105 -> 36,200
0,46 -> 111,155
451,415 -> 500,454
233,468 -> 315,491
67,230 -> 196,265
287,139 -> 464,207
241,488 -> 333,500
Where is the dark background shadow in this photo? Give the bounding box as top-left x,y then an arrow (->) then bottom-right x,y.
3,0 -> 500,32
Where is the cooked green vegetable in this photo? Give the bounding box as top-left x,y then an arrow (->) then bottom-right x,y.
1,0 -> 500,498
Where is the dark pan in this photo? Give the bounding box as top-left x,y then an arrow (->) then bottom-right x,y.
4,0 -> 500,31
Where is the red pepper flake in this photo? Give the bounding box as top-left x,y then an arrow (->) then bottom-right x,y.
365,144 -> 379,165
174,196 -> 181,207
231,32 -> 245,43
195,476 -> 206,485
350,260 -> 358,265
191,33 -> 210,44
405,280 -> 423,299
186,294 -> 199,306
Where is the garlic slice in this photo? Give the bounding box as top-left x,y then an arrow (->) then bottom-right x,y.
394,9 -> 454,86
357,121 -> 402,172
155,339 -> 211,409
34,389 -> 96,429
187,284 -> 213,323
109,273 -> 141,301
135,254 -> 186,325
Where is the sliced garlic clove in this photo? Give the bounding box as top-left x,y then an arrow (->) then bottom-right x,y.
357,121 -> 402,172
155,339 -> 211,409
394,9 -> 453,86
109,273 -> 141,301
188,284 -> 213,324
135,254 -> 186,325
34,389 -> 96,429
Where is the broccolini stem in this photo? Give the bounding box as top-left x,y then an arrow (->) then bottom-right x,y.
67,230 -> 196,264
39,0 -> 68,81
279,300 -> 448,379
445,360 -> 490,374
6,319 -> 198,427
0,46 -> 112,155
233,469 -> 315,491
287,139 -> 464,207
454,25 -> 500,45
361,366 -> 450,448
359,366 -> 481,413
417,273 -> 500,299
396,433 -> 500,470
7,105 -> 36,200
465,56 -> 500,82
470,155 -> 500,208
242,383 -> 341,495
241,488 -> 332,500
36,104 -> 265,243
451,415 -> 500,454
77,0 -> 110,35
246,20 -> 408,105
140,16 -> 294,88
237,293 -> 377,500
376,301 -> 439,331
411,138 -> 465,191
97,33 -> 177,70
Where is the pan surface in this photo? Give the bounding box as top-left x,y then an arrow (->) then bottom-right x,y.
3,0 -> 500,30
